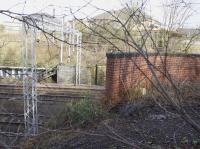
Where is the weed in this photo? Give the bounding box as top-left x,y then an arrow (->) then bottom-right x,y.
47,99 -> 108,128
67,99 -> 107,126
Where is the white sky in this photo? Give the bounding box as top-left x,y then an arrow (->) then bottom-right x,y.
0,0 -> 200,28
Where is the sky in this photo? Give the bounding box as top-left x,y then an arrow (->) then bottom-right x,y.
0,0 -> 200,28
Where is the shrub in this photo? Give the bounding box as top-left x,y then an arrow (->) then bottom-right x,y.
67,99 -> 106,125
47,99 -> 107,128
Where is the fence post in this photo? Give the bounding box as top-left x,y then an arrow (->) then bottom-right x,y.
95,64 -> 98,85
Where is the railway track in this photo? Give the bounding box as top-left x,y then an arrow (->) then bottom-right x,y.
0,83 -> 105,122
0,83 -> 105,148
0,83 -> 105,100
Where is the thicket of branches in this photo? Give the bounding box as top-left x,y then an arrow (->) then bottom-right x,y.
0,0 -> 199,148
72,0 -> 200,133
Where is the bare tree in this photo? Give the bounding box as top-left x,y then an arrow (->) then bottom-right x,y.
71,0 -> 200,133
0,0 -> 200,147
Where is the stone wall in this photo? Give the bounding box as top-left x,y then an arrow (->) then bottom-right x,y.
57,65 -> 92,85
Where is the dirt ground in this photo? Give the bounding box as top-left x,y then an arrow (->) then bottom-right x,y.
23,97 -> 200,149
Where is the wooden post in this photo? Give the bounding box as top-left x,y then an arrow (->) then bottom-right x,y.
95,64 -> 98,85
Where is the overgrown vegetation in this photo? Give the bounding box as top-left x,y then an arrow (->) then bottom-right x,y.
23,95 -> 200,149
0,0 -> 200,148
47,99 -> 108,129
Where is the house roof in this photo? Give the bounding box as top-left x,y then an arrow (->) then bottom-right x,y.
92,6 -> 160,25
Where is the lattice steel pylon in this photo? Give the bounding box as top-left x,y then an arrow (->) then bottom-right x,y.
75,33 -> 82,85
21,13 -> 82,136
22,21 -> 38,136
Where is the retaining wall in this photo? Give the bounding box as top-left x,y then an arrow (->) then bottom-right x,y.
106,52 -> 200,105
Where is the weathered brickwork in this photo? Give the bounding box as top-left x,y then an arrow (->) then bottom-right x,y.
106,52 -> 200,105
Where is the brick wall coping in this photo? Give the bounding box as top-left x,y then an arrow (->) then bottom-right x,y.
106,51 -> 200,58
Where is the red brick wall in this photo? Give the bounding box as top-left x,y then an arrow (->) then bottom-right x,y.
106,53 -> 200,105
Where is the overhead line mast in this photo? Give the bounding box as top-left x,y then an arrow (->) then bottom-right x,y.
22,13 -> 82,137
